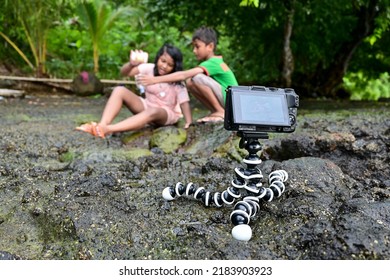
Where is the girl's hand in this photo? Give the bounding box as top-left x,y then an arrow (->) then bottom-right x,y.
184,122 -> 192,129
130,50 -> 148,66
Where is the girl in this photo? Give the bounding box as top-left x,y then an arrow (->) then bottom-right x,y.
76,44 -> 192,138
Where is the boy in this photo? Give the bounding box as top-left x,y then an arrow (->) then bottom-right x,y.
138,26 -> 238,123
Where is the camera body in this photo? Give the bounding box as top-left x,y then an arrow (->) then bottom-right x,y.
224,85 -> 299,133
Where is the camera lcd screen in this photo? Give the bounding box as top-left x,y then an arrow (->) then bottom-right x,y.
232,91 -> 290,126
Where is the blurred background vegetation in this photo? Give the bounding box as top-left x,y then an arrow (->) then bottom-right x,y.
0,0 -> 389,100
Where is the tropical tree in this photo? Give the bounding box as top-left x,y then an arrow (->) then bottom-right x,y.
1,0 -> 70,76
76,0 -> 132,73
304,0 -> 390,97
146,0 -> 390,98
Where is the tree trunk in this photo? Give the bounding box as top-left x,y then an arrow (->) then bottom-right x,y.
281,2 -> 295,88
313,0 -> 379,97
93,45 -> 99,73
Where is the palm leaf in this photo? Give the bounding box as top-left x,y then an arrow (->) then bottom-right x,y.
77,0 -> 132,72
0,31 -> 35,70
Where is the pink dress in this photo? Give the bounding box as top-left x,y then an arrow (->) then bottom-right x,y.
138,63 -> 190,125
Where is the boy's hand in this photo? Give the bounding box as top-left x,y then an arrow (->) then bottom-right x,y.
137,74 -> 155,86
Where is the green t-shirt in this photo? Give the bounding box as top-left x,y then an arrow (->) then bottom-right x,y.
199,56 -> 238,103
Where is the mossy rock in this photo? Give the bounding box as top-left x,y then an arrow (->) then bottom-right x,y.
117,148 -> 153,160
213,136 -> 244,162
149,126 -> 187,153
59,151 -> 75,163
121,129 -> 153,149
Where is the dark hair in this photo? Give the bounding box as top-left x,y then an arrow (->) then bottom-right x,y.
192,26 -> 218,50
153,43 -> 184,78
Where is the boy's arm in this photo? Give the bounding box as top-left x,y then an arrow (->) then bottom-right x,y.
180,101 -> 193,129
139,67 -> 204,85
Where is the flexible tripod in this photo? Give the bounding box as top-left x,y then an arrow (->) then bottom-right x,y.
162,131 -> 288,241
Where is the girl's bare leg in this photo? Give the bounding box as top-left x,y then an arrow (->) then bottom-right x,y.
99,86 -> 144,125
100,106 -> 168,135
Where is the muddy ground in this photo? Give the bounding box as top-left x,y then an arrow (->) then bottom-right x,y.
0,91 -> 389,260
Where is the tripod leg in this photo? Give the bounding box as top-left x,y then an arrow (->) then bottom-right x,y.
162,182 -> 241,207
230,197 -> 260,241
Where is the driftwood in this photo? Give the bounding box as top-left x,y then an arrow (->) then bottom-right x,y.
0,75 -> 136,95
0,88 -> 25,98
0,75 -> 136,85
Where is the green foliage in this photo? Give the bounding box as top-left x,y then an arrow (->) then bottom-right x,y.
240,0 -> 259,7
343,72 -> 390,100
145,0 -> 390,97
0,0 -> 72,75
46,16 -> 131,78
46,20 -> 89,77
0,0 -> 389,100
0,31 -> 34,69
75,0 -> 133,73
0,1 -> 32,69
12,0 -> 146,79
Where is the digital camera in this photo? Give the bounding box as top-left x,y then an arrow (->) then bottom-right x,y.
224,85 -> 299,133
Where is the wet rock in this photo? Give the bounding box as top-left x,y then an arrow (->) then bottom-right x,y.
21,189 -> 40,203
0,251 -> 22,260
72,71 -> 104,96
184,123 -> 232,156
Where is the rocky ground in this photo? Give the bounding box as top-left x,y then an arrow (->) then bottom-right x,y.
0,91 -> 389,260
